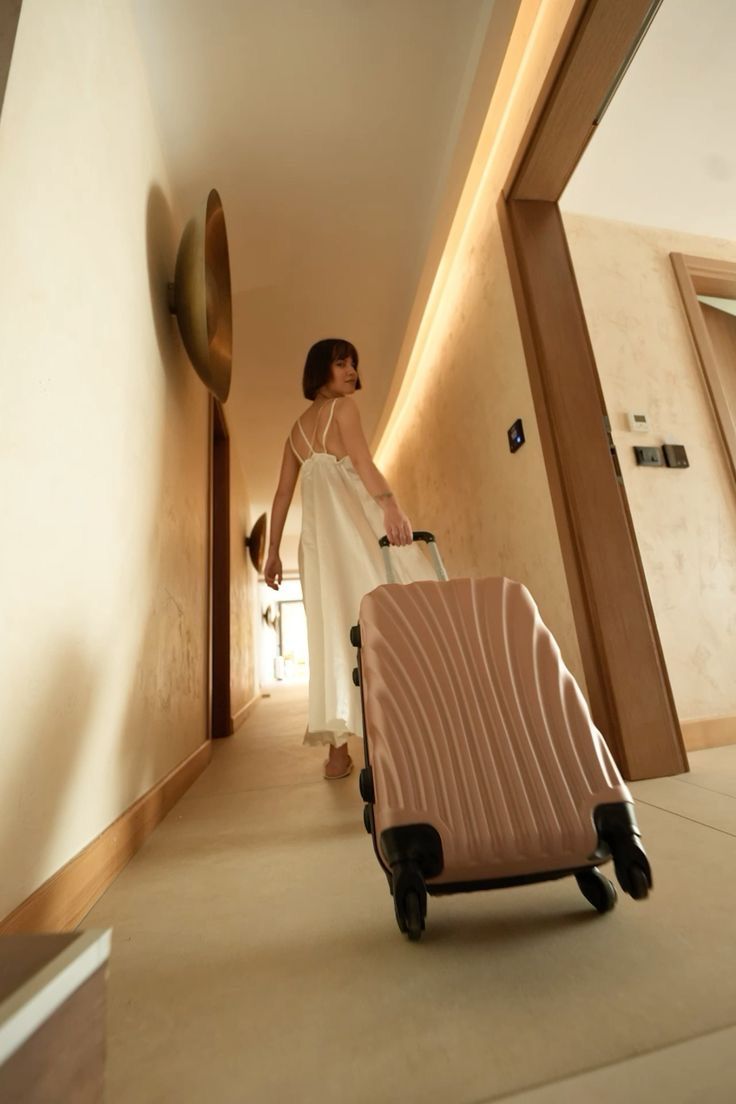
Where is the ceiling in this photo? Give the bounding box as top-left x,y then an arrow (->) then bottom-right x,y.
562,0 -> 736,241
132,0 -> 511,569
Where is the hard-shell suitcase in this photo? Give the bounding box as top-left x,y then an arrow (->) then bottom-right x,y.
350,532 -> 652,940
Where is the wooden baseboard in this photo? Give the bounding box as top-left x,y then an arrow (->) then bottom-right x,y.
230,692 -> 261,734
0,741 -> 212,934
682,715 -> 736,752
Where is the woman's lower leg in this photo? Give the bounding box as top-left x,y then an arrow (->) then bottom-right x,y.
324,741 -> 352,778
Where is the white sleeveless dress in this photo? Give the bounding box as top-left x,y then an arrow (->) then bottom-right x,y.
289,398 -> 436,747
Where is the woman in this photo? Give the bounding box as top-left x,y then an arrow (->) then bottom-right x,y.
264,338 -> 435,779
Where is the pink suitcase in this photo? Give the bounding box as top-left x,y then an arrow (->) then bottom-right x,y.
350,532 -> 652,940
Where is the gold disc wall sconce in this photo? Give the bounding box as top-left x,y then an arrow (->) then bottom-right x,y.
262,604 -> 279,630
245,513 -> 267,573
168,189 -> 233,403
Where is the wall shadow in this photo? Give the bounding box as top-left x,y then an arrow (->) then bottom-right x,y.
146,183 -> 190,399
106,183 -> 212,833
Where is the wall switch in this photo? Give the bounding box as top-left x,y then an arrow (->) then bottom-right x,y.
634,446 -> 663,467
508,418 -> 525,453
663,444 -> 689,468
627,412 -> 650,433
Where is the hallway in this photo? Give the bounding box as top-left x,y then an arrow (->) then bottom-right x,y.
85,684 -> 736,1103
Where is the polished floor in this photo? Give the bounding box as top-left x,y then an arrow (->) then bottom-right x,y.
85,684 -> 736,1103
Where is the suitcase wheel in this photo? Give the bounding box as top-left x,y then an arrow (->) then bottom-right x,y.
392,861 -> 427,941
575,867 -> 617,914
359,766 -> 374,803
402,892 -> 423,942
350,624 -> 362,648
623,862 -> 650,900
593,802 -> 653,900
352,666 -> 360,687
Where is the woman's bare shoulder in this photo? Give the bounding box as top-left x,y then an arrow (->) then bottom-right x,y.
333,395 -> 360,422
290,405 -> 312,432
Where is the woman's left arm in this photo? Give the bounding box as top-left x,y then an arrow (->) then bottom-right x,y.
264,441 -> 300,590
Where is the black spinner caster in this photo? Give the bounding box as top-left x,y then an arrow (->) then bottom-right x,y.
392,861 -> 427,942
575,867 -> 617,913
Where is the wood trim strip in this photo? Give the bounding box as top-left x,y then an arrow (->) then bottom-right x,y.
674,253 -> 736,298
502,0 -> 588,199
0,742 -> 211,934
512,0 -> 659,200
682,715 -> 736,753
506,198 -> 686,779
670,252 -> 736,486
497,195 -> 613,737
231,692 -> 260,734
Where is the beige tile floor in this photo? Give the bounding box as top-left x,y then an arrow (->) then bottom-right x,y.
85,684 -> 736,1104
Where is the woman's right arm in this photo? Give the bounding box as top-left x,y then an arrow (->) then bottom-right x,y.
336,399 -> 413,546
264,440 -> 300,589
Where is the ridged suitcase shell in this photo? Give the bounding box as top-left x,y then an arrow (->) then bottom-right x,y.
358,576 -> 631,885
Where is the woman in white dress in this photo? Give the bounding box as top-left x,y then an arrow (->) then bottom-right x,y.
264,339 -> 435,779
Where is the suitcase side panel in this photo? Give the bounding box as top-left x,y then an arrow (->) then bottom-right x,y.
359,577 -> 630,883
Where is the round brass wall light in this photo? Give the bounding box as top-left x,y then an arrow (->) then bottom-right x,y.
167,189 -> 233,403
245,513 -> 267,573
262,604 -> 279,629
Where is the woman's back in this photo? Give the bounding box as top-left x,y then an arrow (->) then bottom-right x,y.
290,397 -> 349,464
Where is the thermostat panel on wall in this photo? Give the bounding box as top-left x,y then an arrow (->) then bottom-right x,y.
627,412 -> 650,433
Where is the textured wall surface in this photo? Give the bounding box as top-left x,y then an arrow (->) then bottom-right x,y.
564,213 -> 736,722
377,0 -> 586,691
0,0 -> 213,919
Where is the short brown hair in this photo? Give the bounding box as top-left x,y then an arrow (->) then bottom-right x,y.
302,339 -> 361,400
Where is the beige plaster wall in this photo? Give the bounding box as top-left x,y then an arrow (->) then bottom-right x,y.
563,213 -> 736,722
376,0 -> 586,688
0,0 -> 249,920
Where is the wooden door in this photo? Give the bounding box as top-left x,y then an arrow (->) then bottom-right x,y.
701,303 -> 736,434
211,400 -> 231,738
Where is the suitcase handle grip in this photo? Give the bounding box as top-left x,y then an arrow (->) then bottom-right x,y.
378,530 -> 436,548
378,531 -> 449,583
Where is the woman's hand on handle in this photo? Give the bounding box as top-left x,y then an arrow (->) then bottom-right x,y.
264,551 -> 283,590
383,501 -> 413,547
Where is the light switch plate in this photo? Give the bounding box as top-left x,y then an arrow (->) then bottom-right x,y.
634,446 -> 663,467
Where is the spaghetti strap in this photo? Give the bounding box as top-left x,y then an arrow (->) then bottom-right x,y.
321,398 -> 338,449
288,430 -> 304,465
296,418 -> 314,455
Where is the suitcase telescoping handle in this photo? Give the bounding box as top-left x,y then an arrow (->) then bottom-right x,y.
378,531 -> 449,584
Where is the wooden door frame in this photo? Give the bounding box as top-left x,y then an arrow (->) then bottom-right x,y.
671,253 -> 736,487
209,397 -> 231,739
500,0 -> 687,779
